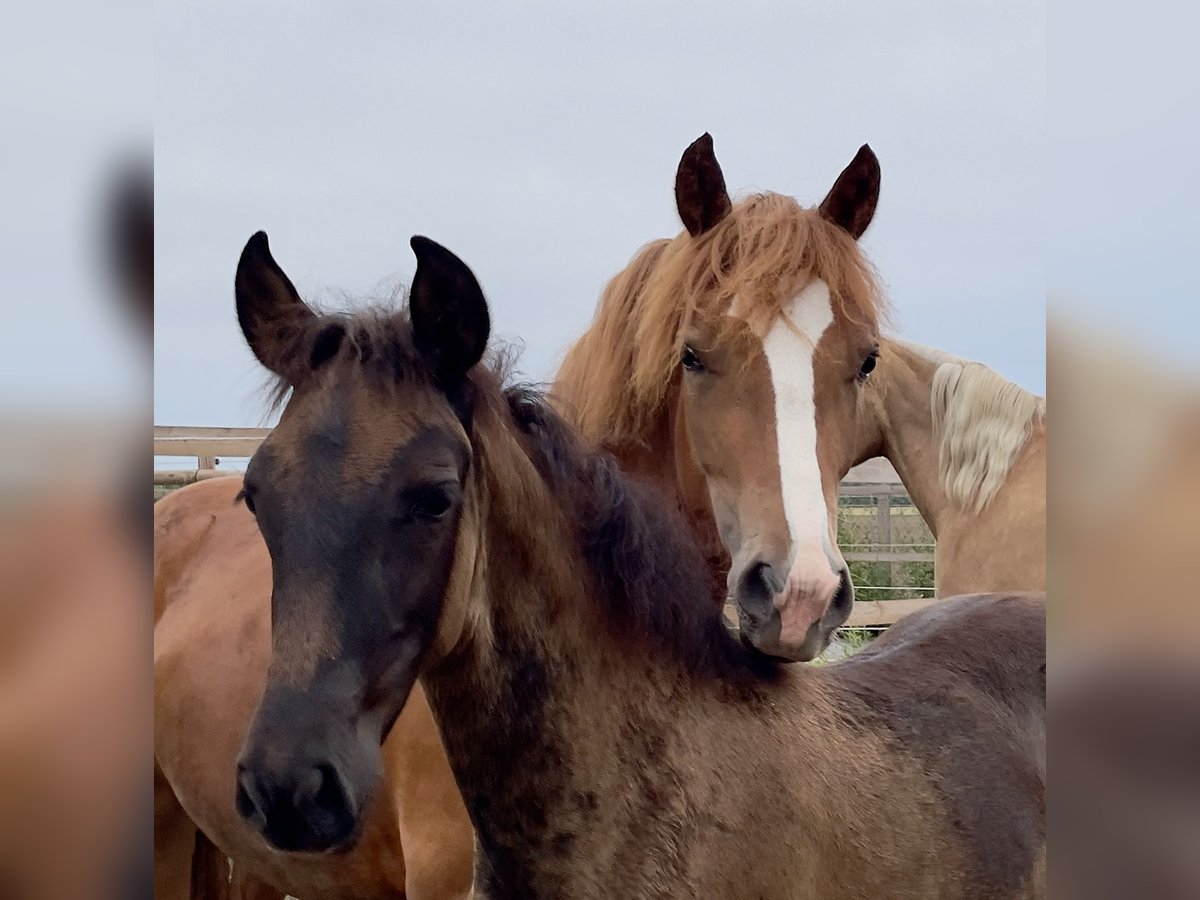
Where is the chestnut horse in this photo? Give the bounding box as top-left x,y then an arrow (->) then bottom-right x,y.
233,232 -> 1046,899
555,135 -> 1045,638
556,134 -> 881,660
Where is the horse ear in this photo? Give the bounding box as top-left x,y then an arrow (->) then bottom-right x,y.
235,231 -> 319,381
408,236 -> 490,385
818,144 -> 881,240
675,133 -> 732,237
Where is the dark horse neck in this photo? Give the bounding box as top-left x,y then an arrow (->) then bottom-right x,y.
419,397 -> 786,897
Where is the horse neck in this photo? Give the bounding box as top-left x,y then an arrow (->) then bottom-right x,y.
862,339 -> 953,537
420,412 -> 807,890
422,411 -> 679,755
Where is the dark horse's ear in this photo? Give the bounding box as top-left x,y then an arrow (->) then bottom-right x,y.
818,144 -> 881,240
408,236 -> 490,386
675,133 -> 732,237
235,231 -> 321,382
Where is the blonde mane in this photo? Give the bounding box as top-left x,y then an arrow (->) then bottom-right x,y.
911,341 -> 1046,514
556,192 -> 884,446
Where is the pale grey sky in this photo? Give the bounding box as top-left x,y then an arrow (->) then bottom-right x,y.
1048,3 -> 1200,372
155,1 -> 1045,427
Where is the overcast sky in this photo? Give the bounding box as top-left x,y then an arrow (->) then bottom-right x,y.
154,1 -> 1045,428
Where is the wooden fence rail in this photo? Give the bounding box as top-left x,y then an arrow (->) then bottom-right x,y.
154,426 -> 943,627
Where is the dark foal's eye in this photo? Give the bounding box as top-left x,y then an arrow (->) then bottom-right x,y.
858,349 -> 879,381
681,345 -> 705,372
408,484 -> 454,521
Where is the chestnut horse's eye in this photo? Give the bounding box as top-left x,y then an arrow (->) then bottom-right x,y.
681,345 -> 704,372
858,350 -> 879,381
237,486 -> 257,515
409,484 -> 454,522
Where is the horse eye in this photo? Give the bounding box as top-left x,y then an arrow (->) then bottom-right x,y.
681,345 -> 704,372
410,485 -> 454,521
858,351 -> 879,380
237,487 -> 257,515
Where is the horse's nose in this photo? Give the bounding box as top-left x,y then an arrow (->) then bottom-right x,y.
235,759 -> 357,853
732,555 -> 854,662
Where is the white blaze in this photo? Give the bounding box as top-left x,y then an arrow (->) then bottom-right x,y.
760,279 -> 839,576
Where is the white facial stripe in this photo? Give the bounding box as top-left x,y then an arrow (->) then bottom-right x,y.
760,279 -> 839,574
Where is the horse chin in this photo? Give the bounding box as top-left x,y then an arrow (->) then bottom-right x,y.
740,626 -> 829,663
735,601 -> 840,662
734,610 -> 812,663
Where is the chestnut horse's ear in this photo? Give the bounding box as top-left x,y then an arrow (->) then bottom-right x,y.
235,231 -> 319,381
818,144 -> 881,240
408,236 -> 490,386
675,133 -> 732,237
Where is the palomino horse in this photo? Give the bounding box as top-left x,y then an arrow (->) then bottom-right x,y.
854,339 -> 1045,595
556,135 -> 1045,651
233,232 -> 1046,899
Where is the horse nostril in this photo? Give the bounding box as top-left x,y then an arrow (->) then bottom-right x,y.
310,764 -> 351,817
759,563 -> 785,596
830,569 -> 854,616
235,767 -> 268,829
734,560 -> 784,629
293,763 -> 356,842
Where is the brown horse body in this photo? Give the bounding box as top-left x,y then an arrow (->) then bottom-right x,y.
153,477 -> 474,899
230,234 -> 1046,899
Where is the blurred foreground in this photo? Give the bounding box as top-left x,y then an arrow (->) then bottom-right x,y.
1051,320 -> 1200,897
0,156 -> 151,896
1,0 -> 151,891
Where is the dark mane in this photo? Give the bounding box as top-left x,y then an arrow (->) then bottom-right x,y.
505,385 -> 782,684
